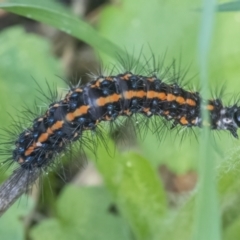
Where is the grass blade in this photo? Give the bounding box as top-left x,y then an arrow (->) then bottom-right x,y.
0,0 -> 125,59
193,0 -> 221,239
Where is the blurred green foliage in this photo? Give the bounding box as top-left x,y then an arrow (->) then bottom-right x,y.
30,186 -> 131,240
0,0 -> 240,240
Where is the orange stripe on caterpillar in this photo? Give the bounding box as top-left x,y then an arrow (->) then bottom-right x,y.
123,90 -> 146,99
95,93 -> 121,106
66,106 -> 90,121
186,99 -> 196,107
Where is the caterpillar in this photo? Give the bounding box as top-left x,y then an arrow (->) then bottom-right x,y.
0,56 -> 240,214
10,72 -> 240,169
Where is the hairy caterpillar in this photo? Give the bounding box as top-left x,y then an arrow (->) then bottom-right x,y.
10,73 -> 240,168
0,56 -> 240,214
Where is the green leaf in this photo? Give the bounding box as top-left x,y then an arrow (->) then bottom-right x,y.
0,26 -> 64,113
87,138 -> 167,240
29,186 -> 131,240
0,195 -> 34,240
0,0 -> 125,60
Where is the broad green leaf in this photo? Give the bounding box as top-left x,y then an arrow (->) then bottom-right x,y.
0,26 -> 64,117
0,0 -> 125,60
87,138 -> 167,240
0,195 -> 34,240
30,186 -> 131,240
